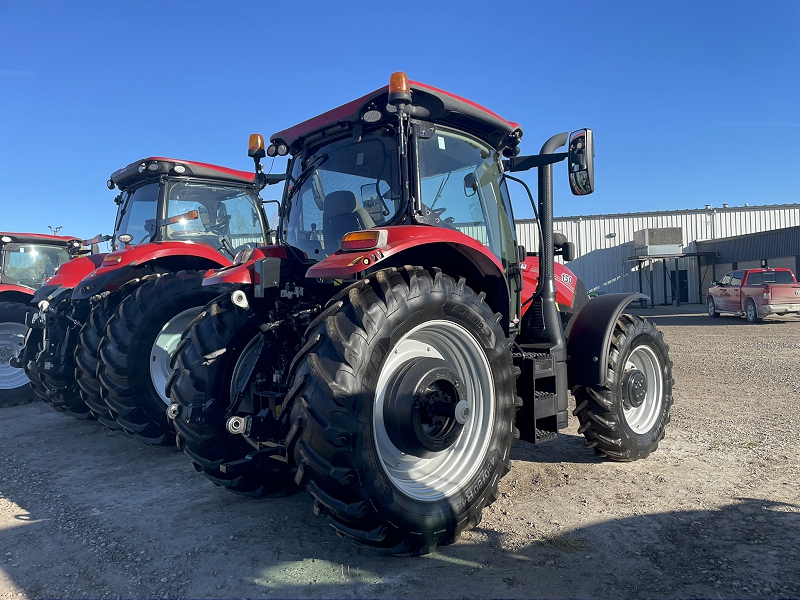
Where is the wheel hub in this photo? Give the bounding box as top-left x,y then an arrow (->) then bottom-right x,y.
383,357 -> 468,458
0,345 -> 13,364
622,369 -> 647,408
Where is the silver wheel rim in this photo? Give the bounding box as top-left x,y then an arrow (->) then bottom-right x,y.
229,333 -> 262,411
150,307 -> 202,405
622,343 -> 664,434
373,319 -> 495,502
707,298 -> 715,316
747,302 -> 755,321
0,321 -> 29,390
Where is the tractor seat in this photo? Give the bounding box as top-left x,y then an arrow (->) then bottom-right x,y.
323,190 -> 375,250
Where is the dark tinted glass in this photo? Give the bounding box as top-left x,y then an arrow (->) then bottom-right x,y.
747,272 -> 764,285
765,271 -> 796,284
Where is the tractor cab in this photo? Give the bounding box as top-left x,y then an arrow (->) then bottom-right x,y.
108,158 -> 270,257
0,233 -> 80,292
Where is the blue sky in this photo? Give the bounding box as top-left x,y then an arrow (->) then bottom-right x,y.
1,0 -> 798,240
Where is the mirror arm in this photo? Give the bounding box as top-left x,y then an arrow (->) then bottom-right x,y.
503,152 -> 567,173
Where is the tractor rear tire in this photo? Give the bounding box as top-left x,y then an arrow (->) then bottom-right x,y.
169,293 -> 295,496
33,298 -> 93,419
0,302 -> 35,407
74,281 -> 149,430
573,314 -> 673,461
288,267 -> 519,556
99,271 -> 221,445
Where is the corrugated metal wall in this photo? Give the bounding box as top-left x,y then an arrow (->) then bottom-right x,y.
515,204 -> 800,304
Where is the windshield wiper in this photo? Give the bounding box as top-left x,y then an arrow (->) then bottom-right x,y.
285,153 -> 329,204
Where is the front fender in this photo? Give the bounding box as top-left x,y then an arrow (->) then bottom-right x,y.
202,245 -> 289,287
305,226 -> 503,280
566,293 -> 647,387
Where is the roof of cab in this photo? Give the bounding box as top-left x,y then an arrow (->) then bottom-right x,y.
109,157 -> 256,190
271,80 -> 522,154
0,232 -> 80,245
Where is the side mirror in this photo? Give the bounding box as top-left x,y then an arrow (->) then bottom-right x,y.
553,232 -> 568,247
711,281 -> 718,286
568,129 -> 595,196
516,244 -> 526,263
561,242 -> 576,262
463,172 -> 477,197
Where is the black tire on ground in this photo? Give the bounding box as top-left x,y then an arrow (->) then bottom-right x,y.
573,314 -> 673,461
288,266 -> 519,556
745,299 -> 761,324
168,293 -> 295,496
33,298 -> 93,419
0,301 -> 36,407
707,296 -> 720,318
99,271 -> 222,445
74,279 -> 151,430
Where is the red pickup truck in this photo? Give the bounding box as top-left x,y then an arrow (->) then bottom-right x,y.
707,268 -> 800,323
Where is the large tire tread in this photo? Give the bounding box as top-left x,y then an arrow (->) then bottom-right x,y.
288,266 -> 518,556
169,293 -> 295,496
74,278 -> 152,430
573,314 -> 673,461
99,271 -> 221,446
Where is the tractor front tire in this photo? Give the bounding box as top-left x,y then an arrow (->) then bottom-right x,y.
99,271 -> 221,445
288,267 -> 519,556
0,302 -> 35,407
169,293 -> 295,496
74,281 -> 149,430
573,314 -> 673,461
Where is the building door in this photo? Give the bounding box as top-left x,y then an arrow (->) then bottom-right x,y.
679,270 -> 689,303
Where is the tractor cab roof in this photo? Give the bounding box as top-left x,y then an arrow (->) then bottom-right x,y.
109,157 -> 256,191
271,80 -> 523,155
0,232 -> 81,246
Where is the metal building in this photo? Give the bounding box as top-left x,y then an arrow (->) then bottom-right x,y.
514,203 -> 800,304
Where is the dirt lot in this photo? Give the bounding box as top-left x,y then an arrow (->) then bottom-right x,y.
1,305 -> 798,599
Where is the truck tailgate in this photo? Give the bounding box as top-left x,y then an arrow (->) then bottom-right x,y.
769,283 -> 800,304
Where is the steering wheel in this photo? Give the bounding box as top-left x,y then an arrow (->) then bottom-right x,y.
210,215 -> 231,235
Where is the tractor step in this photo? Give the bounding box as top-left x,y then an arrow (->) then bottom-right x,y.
512,349 -> 554,379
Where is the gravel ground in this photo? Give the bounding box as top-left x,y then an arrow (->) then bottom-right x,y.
1,305 -> 798,599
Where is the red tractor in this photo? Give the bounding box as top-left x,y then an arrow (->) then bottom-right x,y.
1,232 -> 103,406
168,73 -> 673,555
19,158 -> 280,444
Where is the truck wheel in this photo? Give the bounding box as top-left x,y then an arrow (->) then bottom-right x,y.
99,271 -> 221,445
288,267 -> 519,556
32,298 -> 93,419
169,293 -> 294,496
573,315 -> 673,461
0,302 -> 35,407
74,281 -> 149,430
745,299 -> 761,324
707,296 -> 719,318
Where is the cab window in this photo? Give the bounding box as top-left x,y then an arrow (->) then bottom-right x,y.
730,272 -> 743,286
720,274 -> 732,285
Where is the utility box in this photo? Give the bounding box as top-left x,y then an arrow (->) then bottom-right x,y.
634,227 -> 682,255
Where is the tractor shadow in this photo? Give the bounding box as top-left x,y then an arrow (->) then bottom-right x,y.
2,405 -> 799,599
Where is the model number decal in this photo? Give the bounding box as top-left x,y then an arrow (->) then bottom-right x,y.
560,273 -> 574,285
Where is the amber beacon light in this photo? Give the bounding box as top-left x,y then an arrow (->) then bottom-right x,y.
388,72 -> 411,105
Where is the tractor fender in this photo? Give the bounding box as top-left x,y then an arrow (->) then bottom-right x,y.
72,241 -> 231,300
0,284 -> 34,305
202,245 -> 289,287
566,292 -> 647,387
305,226 -> 504,280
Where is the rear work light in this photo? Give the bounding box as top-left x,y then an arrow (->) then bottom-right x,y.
340,230 -> 388,252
